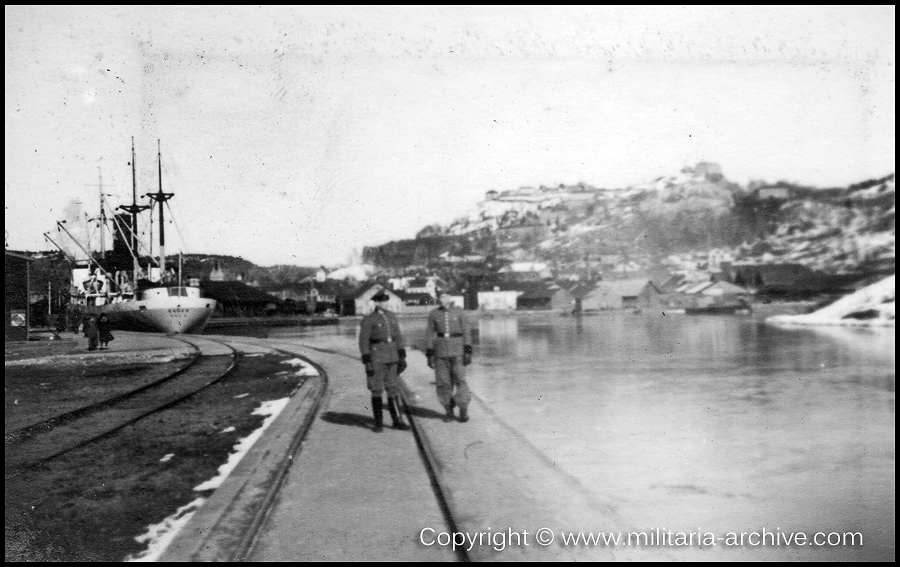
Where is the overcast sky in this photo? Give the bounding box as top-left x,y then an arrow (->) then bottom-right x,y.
5,6 -> 895,267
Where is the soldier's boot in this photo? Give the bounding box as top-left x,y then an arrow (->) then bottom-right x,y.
371,396 -> 384,432
387,396 -> 409,430
458,405 -> 469,423
443,404 -> 455,423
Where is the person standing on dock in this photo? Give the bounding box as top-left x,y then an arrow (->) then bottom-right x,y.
425,288 -> 473,423
358,290 -> 409,432
83,314 -> 100,351
97,313 -> 114,350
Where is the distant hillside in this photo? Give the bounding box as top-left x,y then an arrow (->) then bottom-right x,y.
363,164 -> 895,278
179,255 -> 318,286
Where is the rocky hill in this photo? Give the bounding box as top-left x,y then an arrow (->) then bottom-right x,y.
364,164 -> 895,279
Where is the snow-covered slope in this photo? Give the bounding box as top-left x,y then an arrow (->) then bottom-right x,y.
436,167 -> 894,277
767,275 -> 895,327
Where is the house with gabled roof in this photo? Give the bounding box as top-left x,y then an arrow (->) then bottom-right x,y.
581,278 -> 662,311
355,284 -> 404,315
405,274 -> 450,298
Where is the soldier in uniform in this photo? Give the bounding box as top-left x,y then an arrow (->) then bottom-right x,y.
425,288 -> 473,422
358,289 -> 409,432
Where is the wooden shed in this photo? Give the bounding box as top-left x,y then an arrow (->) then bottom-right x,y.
582,278 -> 662,311
5,251 -> 34,341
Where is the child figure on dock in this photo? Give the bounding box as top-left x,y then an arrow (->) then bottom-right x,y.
97,313 -> 114,350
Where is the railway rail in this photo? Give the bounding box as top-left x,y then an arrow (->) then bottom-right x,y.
5,336 -> 239,474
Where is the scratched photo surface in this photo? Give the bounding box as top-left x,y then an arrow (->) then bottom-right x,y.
5,6 -> 895,562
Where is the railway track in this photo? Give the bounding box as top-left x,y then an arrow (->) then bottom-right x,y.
5,336 -> 240,474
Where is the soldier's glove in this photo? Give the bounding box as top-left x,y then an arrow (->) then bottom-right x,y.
362,354 -> 375,378
463,344 -> 473,366
426,349 -> 435,369
397,349 -> 407,374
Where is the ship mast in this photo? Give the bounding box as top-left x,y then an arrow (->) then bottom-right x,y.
98,168 -> 107,256
118,137 -> 149,284
146,139 -> 174,280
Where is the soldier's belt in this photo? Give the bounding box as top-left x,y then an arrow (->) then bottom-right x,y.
370,338 -> 395,344
436,333 -> 463,338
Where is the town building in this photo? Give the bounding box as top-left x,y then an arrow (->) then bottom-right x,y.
476,287 -> 520,311
684,280 -> 750,309
580,279 -> 662,311
404,275 -> 450,298
5,251 -> 34,341
355,284 -> 404,315
202,280 -> 279,317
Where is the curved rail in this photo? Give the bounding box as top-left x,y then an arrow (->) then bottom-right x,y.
224,339 -> 330,562
5,336 -> 240,475
5,344 -> 203,444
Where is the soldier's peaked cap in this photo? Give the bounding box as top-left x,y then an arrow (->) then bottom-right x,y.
371,290 -> 390,301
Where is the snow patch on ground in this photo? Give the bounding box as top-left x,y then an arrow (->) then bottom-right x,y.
5,351 -> 185,367
767,275 -> 895,327
193,398 -> 291,491
125,497 -> 207,562
282,357 -> 320,376
126,398 -> 291,561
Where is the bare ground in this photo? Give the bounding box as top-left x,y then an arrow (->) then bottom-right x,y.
5,351 -> 306,562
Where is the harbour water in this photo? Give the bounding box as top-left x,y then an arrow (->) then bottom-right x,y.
267,311 -> 895,560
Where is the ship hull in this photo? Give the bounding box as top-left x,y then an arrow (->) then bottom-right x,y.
84,294 -> 216,334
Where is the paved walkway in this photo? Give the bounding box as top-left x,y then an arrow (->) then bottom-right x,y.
244,343 -> 456,562
160,336 -> 458,562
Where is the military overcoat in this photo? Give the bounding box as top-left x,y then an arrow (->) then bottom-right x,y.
425,304 -> 472,358
359,307 -> 405,364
